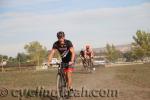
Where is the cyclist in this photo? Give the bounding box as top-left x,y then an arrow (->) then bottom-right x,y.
48,31 -> 75,91
84,45 -> 94,59
84,45 -> 95,70
79,49 -> 86,68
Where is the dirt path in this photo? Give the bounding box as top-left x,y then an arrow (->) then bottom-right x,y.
71,66 -> 150,100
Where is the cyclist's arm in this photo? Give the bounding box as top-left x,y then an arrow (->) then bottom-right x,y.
91,50 -> 94,58
48,49 -> 56,65
84,51 -> 88,59
69,47 -> 75,63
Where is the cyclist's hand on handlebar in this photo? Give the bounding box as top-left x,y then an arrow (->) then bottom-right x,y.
47,62 -> 52,67
47,63 -> 51,67
69,61 -> 74,66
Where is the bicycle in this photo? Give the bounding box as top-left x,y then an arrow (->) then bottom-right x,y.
51,62 -> 70,100
85,57 -> 94,73
79,56 -> 87,70
80,56 -> 94,73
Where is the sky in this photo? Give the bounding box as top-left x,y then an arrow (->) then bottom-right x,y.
0,0 -> 150,57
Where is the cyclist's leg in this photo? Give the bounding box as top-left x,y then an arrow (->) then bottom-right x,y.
66,71 -> 72,89
83,58 -> 87,70
64,68 -> 74,90
91,58 -> 94,66
81,57 -> 85,67
90,58 -> 93,69
85,58 -> 90,70
87,57 -> 90,66
82,59 -> 86,69
90,57 -> 95,71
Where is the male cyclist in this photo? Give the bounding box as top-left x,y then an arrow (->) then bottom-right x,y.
84,45 -> 94,59
84,45 -> 95,70
48,31 -> 75,91
79,49 -> 86,68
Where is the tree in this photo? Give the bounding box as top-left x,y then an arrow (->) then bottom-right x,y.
106,44 -> 120,62
132,30 -> 150,60
48,50 -> 61,59
123,51 -> 138,62
0,55 -> 8,61
16,52 -> 28,63
24,41 -> 47,66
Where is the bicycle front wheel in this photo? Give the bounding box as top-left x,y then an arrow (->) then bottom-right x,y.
88,59 -> 93,73
56,74 -> 66,100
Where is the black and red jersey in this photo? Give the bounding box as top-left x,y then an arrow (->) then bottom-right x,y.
52,39 -> 73,63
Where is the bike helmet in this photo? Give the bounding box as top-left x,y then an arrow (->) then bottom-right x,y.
57,31 -> 65,38
81,49 -> 84,52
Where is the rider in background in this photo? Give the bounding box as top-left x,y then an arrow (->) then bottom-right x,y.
48,31 -> 75,91
84,45 -> 95,70
79,49 -> 86,68
84,45 -> 94,59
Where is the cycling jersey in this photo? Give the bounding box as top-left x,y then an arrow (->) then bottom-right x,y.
52,39 -> 73,63
84,49 -> 94,58
85,51 -> 92,57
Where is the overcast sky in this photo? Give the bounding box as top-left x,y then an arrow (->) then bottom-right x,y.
0,0 -> 150,57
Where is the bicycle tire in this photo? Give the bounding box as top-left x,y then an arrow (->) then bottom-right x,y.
56,74 -> 65,100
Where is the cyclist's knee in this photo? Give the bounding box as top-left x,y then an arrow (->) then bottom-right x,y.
67,72 -> 72,78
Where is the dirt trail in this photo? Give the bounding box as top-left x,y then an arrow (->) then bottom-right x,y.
72,66 -> 150,100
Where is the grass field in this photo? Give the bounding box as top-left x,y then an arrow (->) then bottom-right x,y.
0,64 -> 150,100
0,67 -> 83,88
115,64 -> 150,88
0,70 -> 56,88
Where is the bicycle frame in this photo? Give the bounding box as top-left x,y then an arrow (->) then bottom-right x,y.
57,63 -> 67,85
55,62 -> 69,100
80,56 -> 94,73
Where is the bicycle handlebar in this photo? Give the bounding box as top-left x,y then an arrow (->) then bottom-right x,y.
49,62 -> 69,67
49,62 -> 61,65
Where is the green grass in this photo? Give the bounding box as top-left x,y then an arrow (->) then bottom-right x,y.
0,67 -> 86,100
1,64 -> 150,88
0,68 -> 85,88
0,70 -> 57,88
114,64 -> 150,88
0,64 -> 150,100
